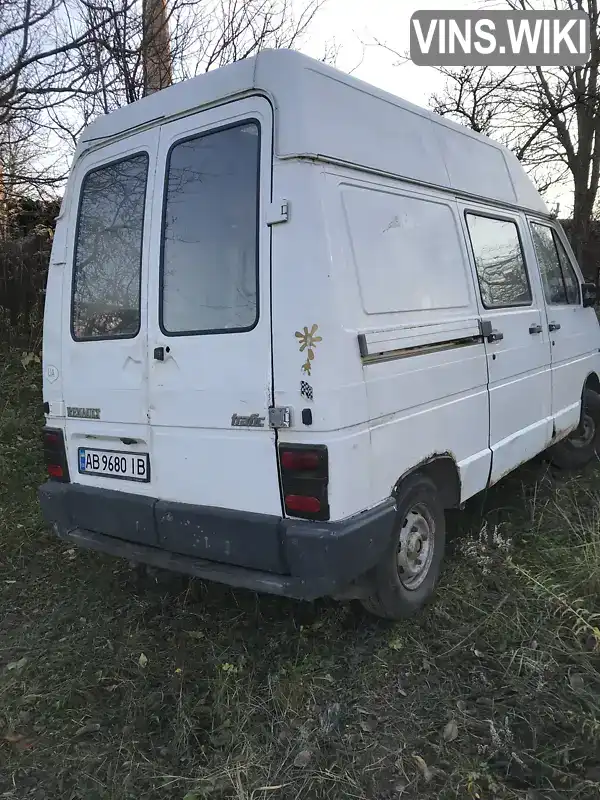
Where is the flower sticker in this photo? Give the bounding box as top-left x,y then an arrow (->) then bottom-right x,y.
295,324 -> 322,376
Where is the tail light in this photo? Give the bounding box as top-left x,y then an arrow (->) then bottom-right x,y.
278,444 -> 329,521
43,427 -> 70,482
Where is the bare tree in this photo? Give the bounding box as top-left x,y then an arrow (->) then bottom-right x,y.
427,0 -> 600,264
0,0 -> 122,200
0,0 -> 326,196
70,0 -> 325,120
431,67 -> 516,137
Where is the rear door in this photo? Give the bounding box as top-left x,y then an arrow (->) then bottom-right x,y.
62,132 -> 158,522
146,98 -> 282,564
461,207 -> 553,483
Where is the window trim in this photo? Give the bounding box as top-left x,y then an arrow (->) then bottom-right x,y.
555,233 -> 581,304
530,220 -> 581,306
464,210 -> 533,310
70,150 -> 150,343
158,118 -> 262,338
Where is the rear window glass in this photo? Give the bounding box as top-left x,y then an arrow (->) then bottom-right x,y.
71,153 -> 148,340
160,122 -> 260,335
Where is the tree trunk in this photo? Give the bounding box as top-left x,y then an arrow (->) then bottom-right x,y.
142,0 -> 172,96
571,161 -> 597,271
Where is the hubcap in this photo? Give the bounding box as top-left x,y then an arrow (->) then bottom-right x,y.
397,504 -> 435,590
569,412 -> 595,448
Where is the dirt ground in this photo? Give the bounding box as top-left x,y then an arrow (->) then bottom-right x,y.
1,349 -> 599,800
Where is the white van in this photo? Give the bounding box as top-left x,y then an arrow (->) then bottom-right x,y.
39,50 -> 600,619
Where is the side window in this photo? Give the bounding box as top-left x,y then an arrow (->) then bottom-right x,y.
531,222 -> 580,305
555,235 -> 580,304
466,213 -> 532,308
530,223 -> 566,304
161,121 -> 260,335
72,153 -> 148,340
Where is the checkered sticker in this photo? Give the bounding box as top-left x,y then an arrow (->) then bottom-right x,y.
300,381 -> 314,401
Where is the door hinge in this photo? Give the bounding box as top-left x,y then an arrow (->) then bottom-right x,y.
46,400 -> 65,417
269,406 -> 293,428
266,199 -> 289,226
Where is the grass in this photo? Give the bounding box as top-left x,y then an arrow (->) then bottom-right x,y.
1,345 -> 600,800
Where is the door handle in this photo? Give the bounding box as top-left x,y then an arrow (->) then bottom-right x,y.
529,323 -> 543,334
548,322 -> 561,332
153,346 -> 165,361
479,319 -> 503,343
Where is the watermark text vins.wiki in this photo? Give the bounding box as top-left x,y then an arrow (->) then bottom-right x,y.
410,10 -> 590,66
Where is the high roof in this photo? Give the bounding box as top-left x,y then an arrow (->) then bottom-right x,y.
80,49 -> 548,216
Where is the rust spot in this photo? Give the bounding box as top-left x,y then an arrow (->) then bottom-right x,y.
392,452 -> 461,509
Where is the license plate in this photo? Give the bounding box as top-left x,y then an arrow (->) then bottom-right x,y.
78,448 -> 150,482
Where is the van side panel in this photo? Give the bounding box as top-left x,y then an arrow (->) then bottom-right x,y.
271,160 -> 374,522
324,171 -> 491,510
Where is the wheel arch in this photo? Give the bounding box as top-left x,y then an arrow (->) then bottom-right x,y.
392,453 -> 461,510
584,371 -> 600,395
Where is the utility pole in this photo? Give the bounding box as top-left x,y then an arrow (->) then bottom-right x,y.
0,153 -> 8,241
142,0 -> 172,96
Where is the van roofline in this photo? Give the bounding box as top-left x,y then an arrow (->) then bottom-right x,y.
77,49 -> 548,216
292,154 -> 555,220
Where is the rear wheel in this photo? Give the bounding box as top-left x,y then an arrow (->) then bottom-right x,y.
548,388 -> 600,470
361,473 -> 446,620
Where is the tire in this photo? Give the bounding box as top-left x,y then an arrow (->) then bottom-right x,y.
361,473 -> 446,620
548,388 -> 600,470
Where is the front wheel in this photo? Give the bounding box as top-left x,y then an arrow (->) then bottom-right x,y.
548,388 -> 600,470
361,473 -> 446,620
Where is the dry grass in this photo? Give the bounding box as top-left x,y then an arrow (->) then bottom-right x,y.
1,346 -> 600,800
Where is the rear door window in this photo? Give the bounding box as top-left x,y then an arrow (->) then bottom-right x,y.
160,122 -> 260,335
72,153 -> 148,340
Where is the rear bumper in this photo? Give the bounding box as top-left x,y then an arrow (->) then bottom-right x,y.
38,482 -> 396,600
